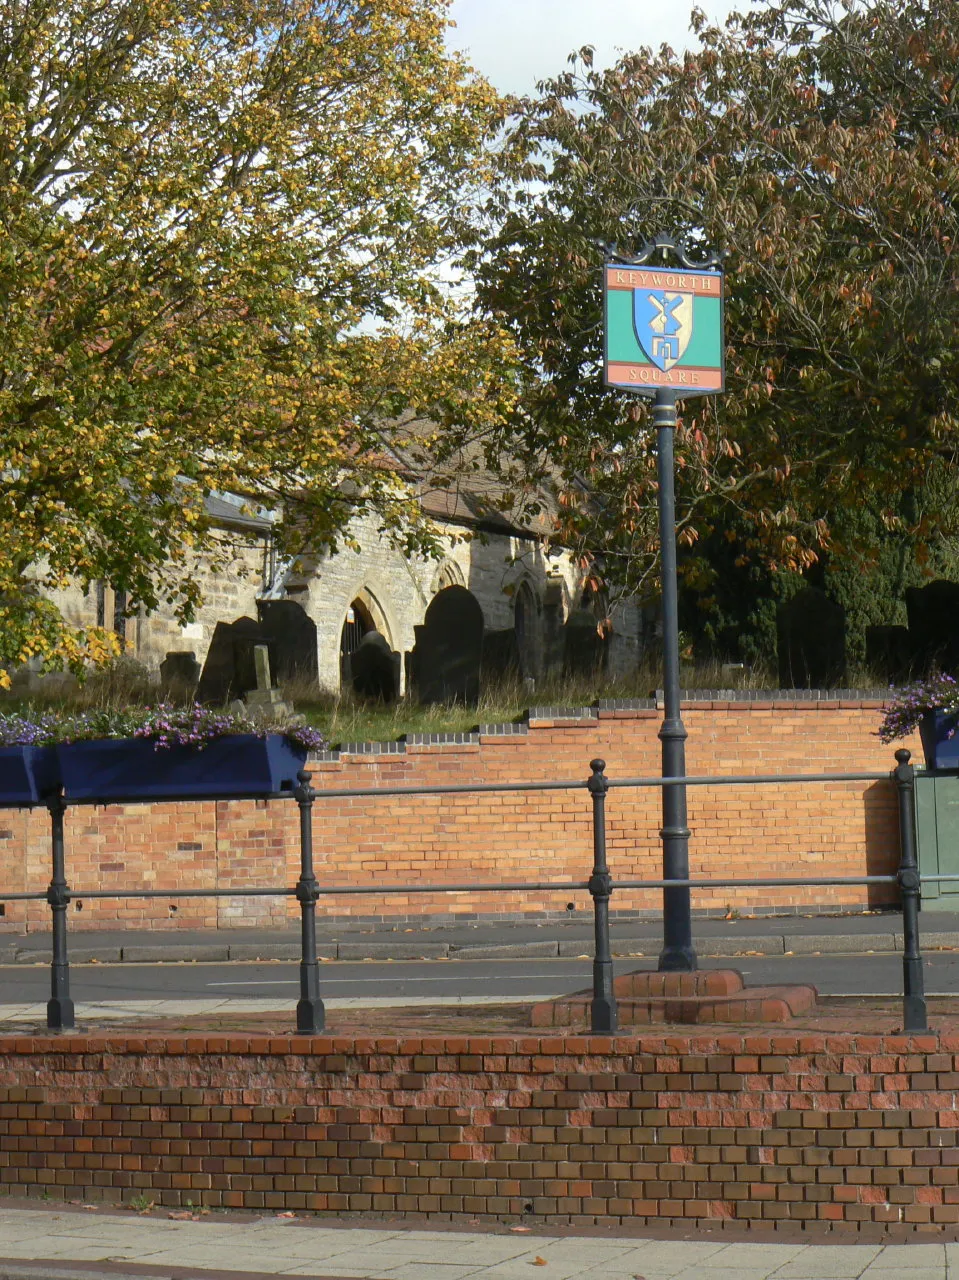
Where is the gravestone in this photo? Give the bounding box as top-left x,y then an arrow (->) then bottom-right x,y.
563,610 -> 608,677
776,587 -> 846,687
257,600 -> 318,685
410,585 -> 484,704
196,616 -> 267,704
349,631 -> 400,702
865,625 -> 912,683
480,628 -> 520,684
159,651 -> 201,701
243,645 -> 297,720
905,579 -> 959,674
514,586 -> 542,680
542,579 -> 567,675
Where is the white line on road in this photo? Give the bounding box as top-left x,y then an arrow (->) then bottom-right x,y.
206,972 -> 577,987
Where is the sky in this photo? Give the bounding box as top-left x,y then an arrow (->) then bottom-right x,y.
446,0 -> 746,95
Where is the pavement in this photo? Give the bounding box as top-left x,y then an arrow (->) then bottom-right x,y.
0,1204 -> 956,1280
4,908 -> 959,967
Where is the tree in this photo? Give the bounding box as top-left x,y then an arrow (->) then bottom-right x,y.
0,0 -> 515,682
469,0 -> 959,627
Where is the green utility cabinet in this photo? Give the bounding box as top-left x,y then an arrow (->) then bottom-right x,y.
915,771 -> 959,902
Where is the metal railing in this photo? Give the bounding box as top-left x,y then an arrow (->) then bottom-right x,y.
0,747 -> 929,1035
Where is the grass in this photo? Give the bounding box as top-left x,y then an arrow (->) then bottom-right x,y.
276,662 -> 765,747
1,655 -> 889,751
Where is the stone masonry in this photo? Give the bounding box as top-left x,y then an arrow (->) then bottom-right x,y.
38,509 -> 645,695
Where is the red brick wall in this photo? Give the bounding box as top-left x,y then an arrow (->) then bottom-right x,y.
0,700 -> 915,930
0,1028 -> 954,1233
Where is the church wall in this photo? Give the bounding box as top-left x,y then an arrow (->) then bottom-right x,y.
37,537 -> 269,676
25,515 -> 647,696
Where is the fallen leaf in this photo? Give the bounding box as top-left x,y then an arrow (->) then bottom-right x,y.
167,1210 -> 194,1220
510,1226 -> 532,1233
531,1258 -> 548,1267
275,1211 -> 296,1219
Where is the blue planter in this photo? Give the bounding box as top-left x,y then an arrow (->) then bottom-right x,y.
56,734 -> 307,802
919,710 -> 959,771
0,745 -> 59,807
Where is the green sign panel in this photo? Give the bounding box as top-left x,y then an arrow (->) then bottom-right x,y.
603,262 -> 724,397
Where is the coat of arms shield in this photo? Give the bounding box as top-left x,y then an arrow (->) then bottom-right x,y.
632,289 -> 694,373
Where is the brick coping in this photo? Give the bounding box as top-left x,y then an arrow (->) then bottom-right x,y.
0,1029 -> 946,1055
310,693 -> 890,758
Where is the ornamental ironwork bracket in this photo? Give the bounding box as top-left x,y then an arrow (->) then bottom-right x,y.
603,233 -> 724,270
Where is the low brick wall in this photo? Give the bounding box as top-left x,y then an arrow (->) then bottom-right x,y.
0,1029 -> 955,1232
0,697 -> 914,930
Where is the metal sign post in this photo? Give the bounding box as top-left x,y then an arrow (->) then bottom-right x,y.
603,235 -> 725,972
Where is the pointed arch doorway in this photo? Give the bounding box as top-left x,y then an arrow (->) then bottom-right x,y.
339,590 -> 400,701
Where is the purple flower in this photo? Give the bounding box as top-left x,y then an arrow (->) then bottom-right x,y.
878,672 -> 959,743
0,704 -> 325,753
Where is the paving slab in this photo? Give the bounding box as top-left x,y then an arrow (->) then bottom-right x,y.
783,933 -> 896,955
863,1243 -> 947,1268
671,1271 -> 793,1280
121,945 -> 231,963
698,935 -> 788,956
228,943 -> 302,961
370,1264 -> 487,1280
703,1242 -> 809,1268
770,1243 -> 884,1277
450,942 -> 560,960
334,942 -> 450,961
860,1268 -> 947,1280
0,1212 -> 956,1280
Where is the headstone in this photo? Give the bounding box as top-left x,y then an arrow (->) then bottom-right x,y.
480,628 -> 520,684
865,625 -> 912,683
542,579 -> 566,675
514,587 -> 541,679
905,580 -> 959,674
244,644 -> 297,719
776,587 -> 846,687
9,665 -> 79,697
196,616 -> 266,704
349,631 -> 400,701
159,651 -> 201,702
410,585 -> 484,704
563,610 -> 608,677
257,600 -> 318,686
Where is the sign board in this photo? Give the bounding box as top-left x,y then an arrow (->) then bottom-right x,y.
603,262 -> 724,397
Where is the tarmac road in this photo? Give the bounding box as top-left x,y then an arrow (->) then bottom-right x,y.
1,951 -> 958,1005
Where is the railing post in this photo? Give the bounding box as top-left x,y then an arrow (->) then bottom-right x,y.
294,770 -> 325,1033
894,748 -> 928,1033
587,759 -> 618,1033
45,790 -> 75,1032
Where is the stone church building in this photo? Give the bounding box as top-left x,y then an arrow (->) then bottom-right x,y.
42,459 -> 648,703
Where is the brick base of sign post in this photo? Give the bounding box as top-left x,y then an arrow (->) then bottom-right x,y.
0,1029 -> 956,1233
531,969 -> 819,1027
